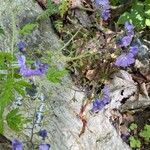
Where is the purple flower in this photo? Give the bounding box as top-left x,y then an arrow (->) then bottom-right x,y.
95,0 -> 109,6
101,9 -> 110,21
124,21 -> 134,33
129,45 -> 139,56
12,139 -> 23,150
119,35 -> 133,47
115,53 -> 135,67
38,129 -> 48,140
95,0 -> 110,20
39,144 -> 50,150
92,85 -> 110,112
17,55 -> 48,77
92,99 -> 105,112
17,41 -> 26,52
118,22 -> 134,47
17,55 -> 26,68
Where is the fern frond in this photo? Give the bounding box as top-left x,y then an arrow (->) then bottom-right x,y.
19,23 -> 38,35
59,0 -> 70,17
6,108 -> 26,132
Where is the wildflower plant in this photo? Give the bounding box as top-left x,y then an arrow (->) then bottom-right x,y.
115,21 -> 139,67
1,0 -> 149,149
0,11 -> 67,149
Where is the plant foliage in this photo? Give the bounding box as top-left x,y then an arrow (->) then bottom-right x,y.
46,67 -> 67,83
118,0 -> 150,30
37,0 -> 59,20
0,51 -> 31,133
129,136 -> 141,149
19,23 -> 38,35
139,124 -> 150,141
59,0 -> 70,17
6,108 -> 26,132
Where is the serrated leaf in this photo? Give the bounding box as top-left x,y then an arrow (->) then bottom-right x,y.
0,52 -> 13,69
37,0 -> 59,20
0,78 -> 14,107
6,108 -> 25,132
14,80 -> 31,96
46,67 -> 67,83
19,23 -> 38,35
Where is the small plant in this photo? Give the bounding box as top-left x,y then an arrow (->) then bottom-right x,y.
129,136 -> 141,149
129,123 -> 138,131
139,124 -> 150,142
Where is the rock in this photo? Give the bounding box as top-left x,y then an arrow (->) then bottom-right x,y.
0,0 -> 130,149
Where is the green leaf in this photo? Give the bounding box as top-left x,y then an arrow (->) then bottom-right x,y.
117,12 -> 131,25
117,2 -> 146,30
130,2 -> 145,29
0,78 -> 14,107
14,80 -> 31,96
46,67 -> 67,83
6,108 -> 25,132
129,136 -> 141,148
0,52 -> 12,69
139,124 -> 150,141
37,0 -> 59,20
145,0 -> 150,5
145,19 -> 150,26
131,2 -> 144,13
145,10 -> 150,17
19,23 -> 38,35
129,123 -> 138,130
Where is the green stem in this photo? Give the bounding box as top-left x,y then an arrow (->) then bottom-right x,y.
59,27 -> 81,51
11,13 -> 16,78
65,51 -> 98,62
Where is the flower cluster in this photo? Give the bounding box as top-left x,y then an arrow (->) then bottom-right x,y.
12,139 -> 50,150
92,85 -> 110,112
95,0 -> 110,20
17,55 -> 48,77
115,22 -> 139,67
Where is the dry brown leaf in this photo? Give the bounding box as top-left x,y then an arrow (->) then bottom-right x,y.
85,69 -> 96,81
